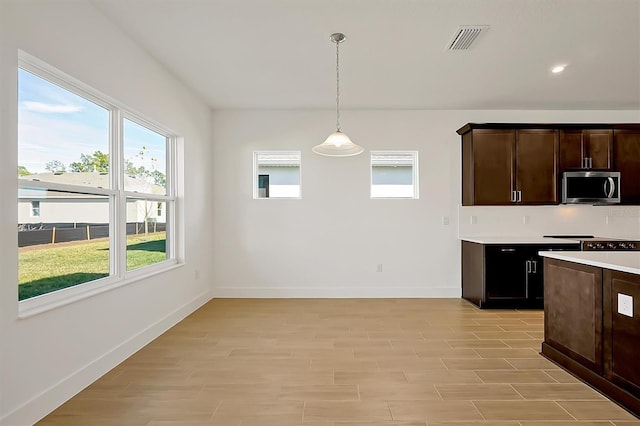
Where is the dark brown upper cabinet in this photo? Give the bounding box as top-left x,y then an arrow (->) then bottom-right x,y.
560,129 -> 613,171
613,129 -> 640,204
460,127 -> 559,205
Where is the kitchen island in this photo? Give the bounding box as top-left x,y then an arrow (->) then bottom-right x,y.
539,251 -> 640,417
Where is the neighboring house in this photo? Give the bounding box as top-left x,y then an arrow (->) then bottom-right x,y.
18,172 -> 166,226
371,152 -> 416,198
255,152 -> 301,198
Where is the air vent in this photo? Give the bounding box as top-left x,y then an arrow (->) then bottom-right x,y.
447,25 -> 489,51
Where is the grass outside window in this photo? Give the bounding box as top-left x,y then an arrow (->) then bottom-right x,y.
18,232 -> 166,300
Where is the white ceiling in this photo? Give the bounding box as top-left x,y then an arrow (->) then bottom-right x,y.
91,0 -> 640,110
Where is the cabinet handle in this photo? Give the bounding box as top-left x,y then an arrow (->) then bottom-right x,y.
588,157 -> 593,168
532,260 -> 537,273
526,260 -> 532,273
517,191 -> 522,203
510,190 -> 516,202
501,248 -> 516,252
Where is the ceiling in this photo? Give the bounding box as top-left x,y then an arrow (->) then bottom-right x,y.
91,0 -> 640,110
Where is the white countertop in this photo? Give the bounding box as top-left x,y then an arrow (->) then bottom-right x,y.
539,251 -> 640,275
461,236 -> 580,245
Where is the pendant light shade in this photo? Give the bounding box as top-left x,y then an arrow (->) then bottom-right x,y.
313,131 -> 364,156
313,33 -> 364,157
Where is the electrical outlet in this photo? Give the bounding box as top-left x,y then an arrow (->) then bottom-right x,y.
618,293 -> 633,317
194,269 -> 200,280
523,215 -> 530,225
376,264 -> 383,273
442,216 -> 450,225
470,215 -> 478,225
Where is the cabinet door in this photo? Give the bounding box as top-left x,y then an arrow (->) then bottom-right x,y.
472,130 -> 515,205
585,129 -> 612,170
613,130 -> 640,204
527,244 -> 579,305
516,129 -> 559,204
559,130 -> 584,170
484,246 -> 528,302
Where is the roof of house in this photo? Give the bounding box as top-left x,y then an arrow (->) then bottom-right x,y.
19,172 -> 166,198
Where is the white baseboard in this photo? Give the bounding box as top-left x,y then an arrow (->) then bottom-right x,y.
212,286 -> 461,298
0,290 -> 212,426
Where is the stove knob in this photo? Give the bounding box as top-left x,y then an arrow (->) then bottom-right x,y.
607,243 -> 616,249
586,242 -> 595,250
619,242 -> 628,249
596,243 -> 605,249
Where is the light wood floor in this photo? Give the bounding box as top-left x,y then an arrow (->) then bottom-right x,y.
38,298 -> 639,425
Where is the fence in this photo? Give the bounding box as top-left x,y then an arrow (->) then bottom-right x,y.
18,222 -> 166,247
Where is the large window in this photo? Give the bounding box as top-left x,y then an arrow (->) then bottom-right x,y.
17,53 -> 177,311
371,151 -> 419,199
253,151 -> 301,199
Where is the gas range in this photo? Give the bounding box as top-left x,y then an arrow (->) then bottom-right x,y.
544,235 -> 640,251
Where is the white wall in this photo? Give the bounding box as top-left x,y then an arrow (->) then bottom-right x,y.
0,1 -> 213,424
211,109 -> 640,298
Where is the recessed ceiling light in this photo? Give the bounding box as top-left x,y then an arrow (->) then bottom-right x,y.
551,65 -> 566,74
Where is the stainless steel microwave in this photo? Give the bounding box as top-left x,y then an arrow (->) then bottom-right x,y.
562,171 -> 620,204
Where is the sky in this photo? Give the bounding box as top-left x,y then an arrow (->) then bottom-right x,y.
18,68 -> 167,177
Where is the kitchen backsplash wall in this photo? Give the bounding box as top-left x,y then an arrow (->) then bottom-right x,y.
459,205 -> 640,238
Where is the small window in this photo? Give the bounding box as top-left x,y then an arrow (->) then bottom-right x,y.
371,151 -> 419,199
30,200 -> 40,217
253,151 -> 301,199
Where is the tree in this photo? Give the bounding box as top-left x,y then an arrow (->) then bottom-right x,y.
150,170 -> 166,187
124,159 -> 146,178
125,146 -> 166,187
18,165 -> 31,176
45,160 -> 66,173
69,150 -> 108,172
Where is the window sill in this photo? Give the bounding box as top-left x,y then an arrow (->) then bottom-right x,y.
18,261 -> 182,319
370,197 -> 420,200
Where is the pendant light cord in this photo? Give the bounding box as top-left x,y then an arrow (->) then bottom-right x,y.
335,39 -> 341,132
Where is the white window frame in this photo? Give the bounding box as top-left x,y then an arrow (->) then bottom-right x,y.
253,150 -> 302,199
370,150 -> 419,199
30,200 -> 40,217
17,51 -> 180,317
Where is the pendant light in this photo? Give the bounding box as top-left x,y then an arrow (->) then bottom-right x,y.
312,33 -> 364,157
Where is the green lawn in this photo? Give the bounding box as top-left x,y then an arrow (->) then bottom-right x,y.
18,232 -> 166,300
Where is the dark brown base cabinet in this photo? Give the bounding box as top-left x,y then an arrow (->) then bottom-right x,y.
461,241 -> 578,308
543,258 -> 640,417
